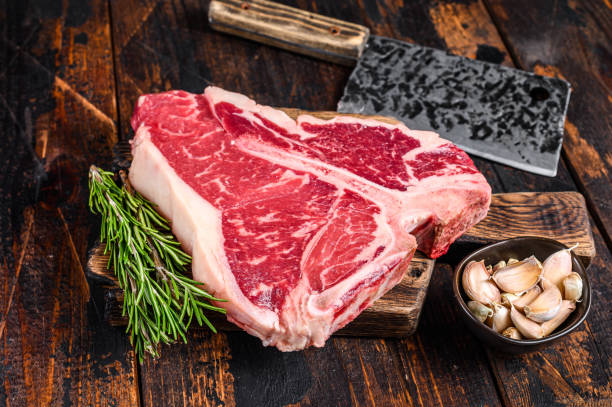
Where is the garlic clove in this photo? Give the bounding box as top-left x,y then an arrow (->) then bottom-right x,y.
540,278 -> 556,291
541,246 -> 576,291
487,303 -> 512,333
462,260 -> 501,305
468,301 -> 493,323
562,272 -> 583,302
523,285 -> 562,323
493,260 -> 507,272
512,285 -> 542,312
507,258 -> 519,265
492,255 -> 542,294
502,326 -> 522,340
510,306 -> 544,339
541,300 -> 576,336
501,292 -> 521,308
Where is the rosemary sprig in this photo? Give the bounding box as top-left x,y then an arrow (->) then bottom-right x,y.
88,165 -> 226,362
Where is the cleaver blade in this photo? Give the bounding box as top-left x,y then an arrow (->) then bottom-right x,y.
338,36 -> 571,177
209,0 -> 571,176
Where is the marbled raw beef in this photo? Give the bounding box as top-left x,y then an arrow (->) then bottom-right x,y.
129,87 -> 491,351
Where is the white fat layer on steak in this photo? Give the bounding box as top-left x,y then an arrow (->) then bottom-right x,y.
206,87 -> 486,237
129,88 -> 491,351
130,122 -> 412,350
232,134 -> 481,242
129,127 -> 282,340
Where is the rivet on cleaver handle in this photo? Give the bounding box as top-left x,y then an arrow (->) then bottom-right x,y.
208,0 -> 370,65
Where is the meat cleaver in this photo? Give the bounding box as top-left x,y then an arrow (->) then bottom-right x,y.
209,0 -> 571,176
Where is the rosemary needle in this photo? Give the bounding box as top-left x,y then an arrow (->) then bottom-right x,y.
88,165 -> 226,362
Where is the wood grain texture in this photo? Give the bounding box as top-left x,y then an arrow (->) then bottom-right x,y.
139,330 -> 235,407
428,0 -> 512,65
484,0 -> 612,253
93,251 -> 434,337
99,0 -> 610,406
334,1 -> 609,407
89,190 -> 595,337
209,0 -> 370,65
88,106 -> 436,336
0,0 -> 139,406
424,1 -> 612,405
294,264 -> 503,407
6,0 -> 612,406
487,221 -> 612,407
107,0 -> 509,405
478,1 -> 612,406
461,192 -> 595,264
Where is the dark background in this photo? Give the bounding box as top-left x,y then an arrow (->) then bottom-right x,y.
1,0 -> 611,406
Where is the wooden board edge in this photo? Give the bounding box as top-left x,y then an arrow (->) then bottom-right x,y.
91,249 -> 436,337
459,191 -> 596,265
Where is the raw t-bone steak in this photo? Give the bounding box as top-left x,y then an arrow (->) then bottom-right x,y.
129,87 -> 491,351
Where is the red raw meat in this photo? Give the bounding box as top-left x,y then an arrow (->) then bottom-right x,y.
129,87 -> 491,350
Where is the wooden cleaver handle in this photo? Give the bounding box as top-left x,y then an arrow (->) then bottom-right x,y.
208,0 -> 370,65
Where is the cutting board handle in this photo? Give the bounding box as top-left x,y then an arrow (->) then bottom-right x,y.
208,0 -> 370,65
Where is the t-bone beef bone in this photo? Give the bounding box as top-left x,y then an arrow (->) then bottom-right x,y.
129,87 -> 491,351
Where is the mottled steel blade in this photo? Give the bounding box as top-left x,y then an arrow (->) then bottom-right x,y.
338,36 -> 571,177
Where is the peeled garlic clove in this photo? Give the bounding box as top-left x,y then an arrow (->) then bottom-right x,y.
501,292 -> 521,307
512,285 -> 542,312
510,306 -> 544,339
507,258 -> 519,265
524,286 -> 562,323
492,255 -> 542,294
493,260 -> 507,272
487,303 -> 512,333
468,301 -> 493,323
541,246 -> 575,291
502,327 -> 522,340
541,300 -> 576,336
462,260 -> 501,305
562,272 -> 583,302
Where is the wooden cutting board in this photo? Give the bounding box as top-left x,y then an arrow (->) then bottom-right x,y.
87,191 -> 595,337
87,109 -> 596,337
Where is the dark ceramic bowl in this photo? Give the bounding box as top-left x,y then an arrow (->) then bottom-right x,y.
453,236 -> 591,354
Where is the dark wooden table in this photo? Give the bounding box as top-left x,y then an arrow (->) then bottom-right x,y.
1,0 -> 611,406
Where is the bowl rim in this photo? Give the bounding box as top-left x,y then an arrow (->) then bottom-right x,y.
453,236 -> 591,346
